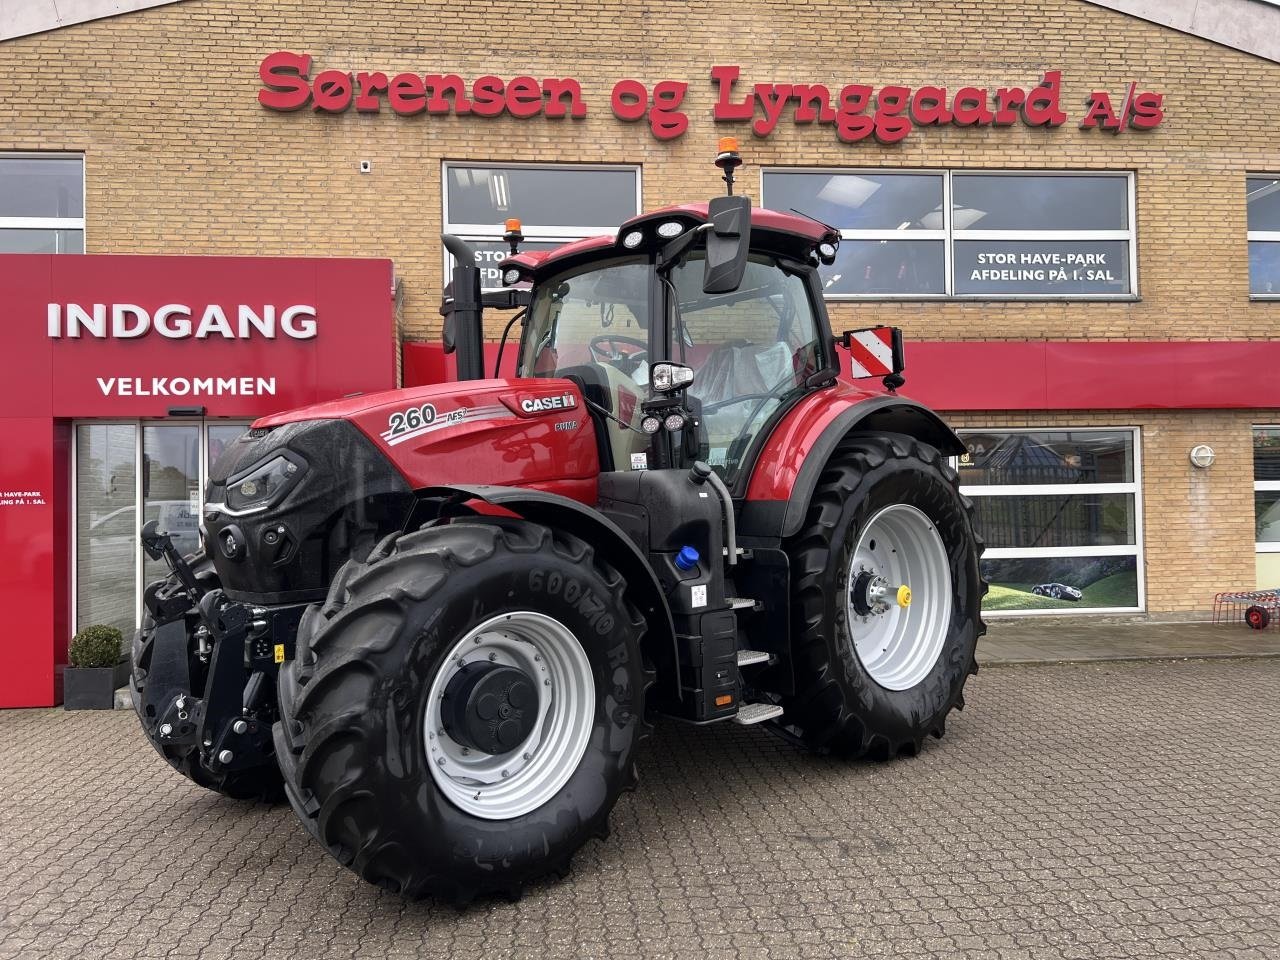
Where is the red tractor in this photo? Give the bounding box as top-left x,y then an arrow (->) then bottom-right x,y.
131,144 -> 984,902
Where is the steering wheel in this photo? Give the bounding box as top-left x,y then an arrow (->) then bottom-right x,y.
589,335 -> 648,365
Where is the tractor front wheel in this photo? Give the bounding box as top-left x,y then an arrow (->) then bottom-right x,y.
783,433 -> 985,759
274,519 -> 652,902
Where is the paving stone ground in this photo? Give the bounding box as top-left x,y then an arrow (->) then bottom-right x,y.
2,659 -> 1279,960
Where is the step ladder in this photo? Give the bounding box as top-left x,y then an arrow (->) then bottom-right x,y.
732,702 -> 783,725
728,594 -> 779,724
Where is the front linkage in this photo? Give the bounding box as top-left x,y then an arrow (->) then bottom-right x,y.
136,520 -> 300,783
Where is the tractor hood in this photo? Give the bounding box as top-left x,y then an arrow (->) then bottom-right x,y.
204,378 -> 602,603
251,378 -> 601,491
203,417 -> 415,605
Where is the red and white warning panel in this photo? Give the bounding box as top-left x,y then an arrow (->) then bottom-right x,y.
844,326 -> 903,379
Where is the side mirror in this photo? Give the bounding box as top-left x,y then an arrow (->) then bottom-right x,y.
841,326 -> 906,388
140,519 -> 170,561
702,195 -> 751,294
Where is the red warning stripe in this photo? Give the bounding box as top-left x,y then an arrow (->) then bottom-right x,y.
847,327 -> 894,378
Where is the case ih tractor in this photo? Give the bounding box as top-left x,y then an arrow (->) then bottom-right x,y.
131,143 -> 984,902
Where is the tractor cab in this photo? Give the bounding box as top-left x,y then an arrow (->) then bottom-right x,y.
490,141 -> 843,489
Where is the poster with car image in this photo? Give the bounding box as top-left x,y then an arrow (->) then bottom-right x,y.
981,555 -> 1139,611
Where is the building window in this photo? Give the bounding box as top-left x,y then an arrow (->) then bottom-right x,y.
73,420 -> 249,635
958,428 -> 1143,614
1247,177 -> 1280,298
443,163 -> 641,289
0,154 -> 84,253
1255,427 -> 1280,588
760,169 -> 1135,299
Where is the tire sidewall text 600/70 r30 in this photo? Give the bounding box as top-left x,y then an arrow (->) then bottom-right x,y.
273,519 -> 652,902
783,433 -> 985,759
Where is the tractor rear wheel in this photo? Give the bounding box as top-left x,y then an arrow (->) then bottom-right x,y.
129,555 -> 283,801
273,519 -> 651,902
782,433 -> 985,759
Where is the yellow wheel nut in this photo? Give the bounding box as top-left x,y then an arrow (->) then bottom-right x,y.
896,585 -> 912,608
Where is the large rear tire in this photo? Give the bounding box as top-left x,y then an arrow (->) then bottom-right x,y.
129,554 -> 283,801
782,433 -> 985,759
274,519 -> 652,902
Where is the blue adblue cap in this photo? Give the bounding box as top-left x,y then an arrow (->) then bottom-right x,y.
674,546 -> 700,571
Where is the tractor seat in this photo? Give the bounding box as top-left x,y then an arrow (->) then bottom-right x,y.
692,341 -> 793,407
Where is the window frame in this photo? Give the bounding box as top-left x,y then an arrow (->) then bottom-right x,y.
1247,175 -> 1280,301
441,161 -> 642,289
759,167 -> 1138,302
0,152 -> 86,253
1254,424 -> 1280,553
957,425 -> 1146,617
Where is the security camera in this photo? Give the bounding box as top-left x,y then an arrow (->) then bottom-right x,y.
359,160 -> 372,173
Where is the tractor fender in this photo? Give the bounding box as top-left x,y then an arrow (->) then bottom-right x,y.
417,484 -> 682,702
739,391 -> 965,541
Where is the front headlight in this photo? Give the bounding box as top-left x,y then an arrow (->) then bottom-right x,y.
225,454 -> 305,513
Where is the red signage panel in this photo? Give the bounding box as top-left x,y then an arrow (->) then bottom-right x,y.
0,254 -> 396,420
0,418 -> 60,707
0,254 -> 396,707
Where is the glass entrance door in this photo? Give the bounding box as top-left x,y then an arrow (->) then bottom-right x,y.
141,425 -> 201,590
74,424 -> 137,637
73,420 -> 250,635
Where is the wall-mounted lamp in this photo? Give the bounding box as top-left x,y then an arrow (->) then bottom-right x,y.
1189,444 -> 1216,469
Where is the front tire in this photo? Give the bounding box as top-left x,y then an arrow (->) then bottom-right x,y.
782,433 -> 985,759
274,519 -> 652,902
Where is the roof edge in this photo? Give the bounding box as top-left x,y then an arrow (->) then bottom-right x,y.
1082,0 -> 1280,63
1,0 -> 189,42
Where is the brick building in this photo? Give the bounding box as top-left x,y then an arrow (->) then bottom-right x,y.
2,0 -> 1279,703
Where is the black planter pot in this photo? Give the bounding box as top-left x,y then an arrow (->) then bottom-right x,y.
64,660 -> 130,710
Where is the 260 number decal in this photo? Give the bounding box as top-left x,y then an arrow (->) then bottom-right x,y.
387,403 -> 437,437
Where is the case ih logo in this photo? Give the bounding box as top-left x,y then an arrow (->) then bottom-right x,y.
520,393 -> 577,414
259,53 -> 1164,143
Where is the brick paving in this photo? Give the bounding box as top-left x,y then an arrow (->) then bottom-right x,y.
2,659 -> 1279,960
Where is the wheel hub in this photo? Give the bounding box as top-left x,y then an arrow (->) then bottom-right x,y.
441,662 -> 538,755
850,570 -> 911,617
844,504 -> 952,691
424,611 -> 595,821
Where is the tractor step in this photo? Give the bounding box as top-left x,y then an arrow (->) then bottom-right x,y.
732,702 -> 783,725
726,597 -> 757,610
735,649 -> 771,667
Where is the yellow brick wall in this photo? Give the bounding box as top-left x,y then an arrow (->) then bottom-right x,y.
1,0 -> 1276,343
2,0 -> 1277,615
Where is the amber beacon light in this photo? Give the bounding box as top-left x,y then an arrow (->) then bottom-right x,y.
715,137 -> 742,194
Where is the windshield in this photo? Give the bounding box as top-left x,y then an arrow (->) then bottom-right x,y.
518,257 -> 650,380
518,250 -> 823,485
669,255 -> 823,479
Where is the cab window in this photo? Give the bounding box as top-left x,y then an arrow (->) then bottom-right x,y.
518,258 -> 650,380
669,255 -> 822,479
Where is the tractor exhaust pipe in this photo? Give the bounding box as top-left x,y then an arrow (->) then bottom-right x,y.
441,234 -> 485,382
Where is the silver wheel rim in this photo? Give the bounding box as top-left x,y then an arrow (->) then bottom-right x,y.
845,504 -> 952,691
424,611 -> 594,820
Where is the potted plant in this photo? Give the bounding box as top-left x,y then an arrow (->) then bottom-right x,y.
64,624 -> 129,710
